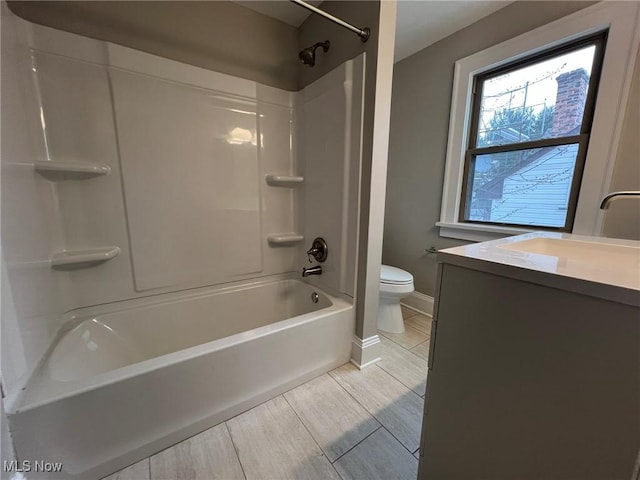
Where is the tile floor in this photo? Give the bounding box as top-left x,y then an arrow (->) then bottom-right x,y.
104,307 -> 431,480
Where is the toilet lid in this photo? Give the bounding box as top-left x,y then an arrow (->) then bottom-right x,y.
380,265 -> 414,285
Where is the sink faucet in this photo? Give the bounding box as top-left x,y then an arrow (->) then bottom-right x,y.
599,191 -> 640,209
302,265 -> 322,277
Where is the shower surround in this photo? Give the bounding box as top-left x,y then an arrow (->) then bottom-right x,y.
2,10 -> 364,478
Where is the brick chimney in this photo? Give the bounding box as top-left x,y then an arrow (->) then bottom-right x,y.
550,68 -> 590,136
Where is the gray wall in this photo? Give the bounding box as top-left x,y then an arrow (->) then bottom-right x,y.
383,1 -> 596,297
7,1 -> 300,91
602,49 -> 640,241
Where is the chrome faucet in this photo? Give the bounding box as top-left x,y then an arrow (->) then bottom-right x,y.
599,191 -> 640,209
302,265 -> 322,277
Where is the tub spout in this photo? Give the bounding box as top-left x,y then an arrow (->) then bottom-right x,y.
302,265 -> 322,277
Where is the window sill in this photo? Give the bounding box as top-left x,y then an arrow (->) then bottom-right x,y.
436,221 -> 536,242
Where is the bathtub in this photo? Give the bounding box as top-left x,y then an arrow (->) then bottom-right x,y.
9,274 -> 354,479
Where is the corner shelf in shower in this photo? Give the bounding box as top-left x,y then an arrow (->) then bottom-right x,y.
265,175 -> 304,187
34,161 -> 111,181
50,246 -> 121,269
267,234 -> 304,246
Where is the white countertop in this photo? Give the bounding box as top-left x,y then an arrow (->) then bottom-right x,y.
438,232 -> 640,307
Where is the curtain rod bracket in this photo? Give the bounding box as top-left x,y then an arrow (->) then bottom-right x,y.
360,27 -> 370,43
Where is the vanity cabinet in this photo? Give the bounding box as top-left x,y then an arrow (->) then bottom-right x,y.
418,236 -> 639,480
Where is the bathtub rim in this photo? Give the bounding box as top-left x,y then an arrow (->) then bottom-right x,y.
14,273 -> 353,413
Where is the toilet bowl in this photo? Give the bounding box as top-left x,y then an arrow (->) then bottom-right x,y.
377,265 -> 414,333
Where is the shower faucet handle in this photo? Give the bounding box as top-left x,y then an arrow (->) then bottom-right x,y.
306,237 -> 328,263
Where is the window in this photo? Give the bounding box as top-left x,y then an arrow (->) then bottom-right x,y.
437,2 -> 640,242
460,33 -> 606,231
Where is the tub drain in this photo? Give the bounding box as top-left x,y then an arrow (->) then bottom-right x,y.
311,292 -> 319,303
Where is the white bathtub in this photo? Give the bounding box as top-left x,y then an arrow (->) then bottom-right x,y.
9,275 -> 354,479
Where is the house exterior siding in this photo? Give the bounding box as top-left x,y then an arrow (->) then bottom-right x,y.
488,143 -> 579,226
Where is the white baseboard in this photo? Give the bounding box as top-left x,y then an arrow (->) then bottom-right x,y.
350,334 -> 381,369
402,291 -> 434,317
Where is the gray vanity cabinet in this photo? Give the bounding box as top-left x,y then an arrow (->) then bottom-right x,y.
418,262 -> 639,480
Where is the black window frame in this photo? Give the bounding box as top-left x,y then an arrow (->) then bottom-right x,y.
459,31 -> 608,231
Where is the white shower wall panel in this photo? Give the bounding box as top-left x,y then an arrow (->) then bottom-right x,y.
301,87 -> 346,291
34,52 -> 120,177
1,7 -> 74,398
23,23 -> 300,302
111,70 -> 262,291
31,51 -> 137,301
299,56 -> 364,297
256,90 -> 303,272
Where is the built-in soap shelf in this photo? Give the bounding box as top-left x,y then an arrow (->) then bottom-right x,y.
50,246 -> 120,269
267,234 -> 304,246
265,174 -> 304,187
34,161 -> 111,181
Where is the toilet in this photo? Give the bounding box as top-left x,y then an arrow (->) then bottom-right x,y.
377,265 -> 414,333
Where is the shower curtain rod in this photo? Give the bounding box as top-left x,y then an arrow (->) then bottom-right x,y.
289,0 -> 370,42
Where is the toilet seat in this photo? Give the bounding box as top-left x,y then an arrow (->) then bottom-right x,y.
380,265 -> 413,285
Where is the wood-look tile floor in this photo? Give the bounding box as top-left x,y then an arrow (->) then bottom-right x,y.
104,307 -> 431,480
